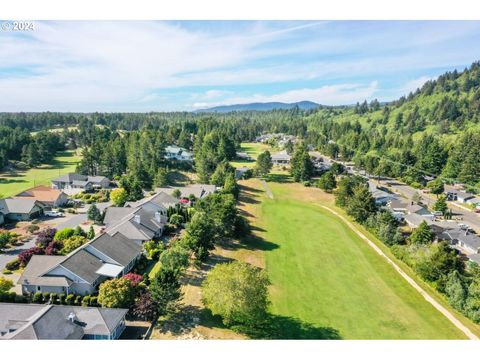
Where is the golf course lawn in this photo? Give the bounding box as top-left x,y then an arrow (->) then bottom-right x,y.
259,182 -> 467,339
230,142 -> 271,169
0,150 -> 81,197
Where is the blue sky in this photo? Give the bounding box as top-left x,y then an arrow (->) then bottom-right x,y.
1,20 -> 480,111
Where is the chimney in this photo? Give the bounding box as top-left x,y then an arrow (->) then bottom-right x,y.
134,214 -> 141,224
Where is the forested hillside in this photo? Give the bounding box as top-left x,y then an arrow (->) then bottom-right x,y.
1,61 -> 480,189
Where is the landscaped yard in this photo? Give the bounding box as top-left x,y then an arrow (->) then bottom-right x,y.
0,150 -> 81,197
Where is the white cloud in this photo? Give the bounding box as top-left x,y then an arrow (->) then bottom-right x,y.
193,81 -> 379,108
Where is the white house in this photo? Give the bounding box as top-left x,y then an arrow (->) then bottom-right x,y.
164,145 -> 193,162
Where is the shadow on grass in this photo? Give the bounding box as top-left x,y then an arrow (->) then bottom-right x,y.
168,171 -> 192,186
239,184 -> 262,194
201,310 -> 341,340
266,173 -> 292,183
220,232 -> 279,252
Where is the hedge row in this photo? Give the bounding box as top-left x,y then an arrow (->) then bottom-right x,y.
0,291 -> 99,307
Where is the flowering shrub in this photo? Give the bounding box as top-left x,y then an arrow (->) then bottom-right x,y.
123,273 -> 143,286
18,247 -> 44,266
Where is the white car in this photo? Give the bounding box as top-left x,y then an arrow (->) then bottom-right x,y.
44,210 -> 64,218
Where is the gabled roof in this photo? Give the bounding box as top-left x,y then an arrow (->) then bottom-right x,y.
441,228 -> 480,251
18,255 -> 71,287
155,184 -> 216,199
125,191 -> 176,209
14,185 -> 65,203
87,176 -> 108,183
52,173 -> 87,183
0,198 -> 41,215
60,249 -> 104,285
271,150 -> 291,161
0,303 -> 128,339
88,232 -> 142,267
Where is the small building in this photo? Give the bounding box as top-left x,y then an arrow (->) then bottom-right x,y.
0,198 -> 43,221
164,145 -> 193,162
14,185 -> 69,208
271,150 -> 291,165
0,303 -> 127,340
52,173 -> 110,190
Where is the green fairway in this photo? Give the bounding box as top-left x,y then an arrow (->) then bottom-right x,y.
0,150 -> 81,197
230,142 -> 271,169
260,183 -> 466,339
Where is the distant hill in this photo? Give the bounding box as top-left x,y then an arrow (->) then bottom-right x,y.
195,101 -> 320,113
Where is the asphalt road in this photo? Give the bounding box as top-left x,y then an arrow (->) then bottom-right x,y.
336,158 -> 480,233
0,237 -> 36,270
56,201 -> 112,230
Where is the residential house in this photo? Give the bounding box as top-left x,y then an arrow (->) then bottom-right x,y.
0,303 -> 127,340
18,232 -> 142,295
456,191 -> 476,203
466,197 -> 480,207
51,173 -> 110,190
164,145 -> 193,162
14,185 -> 68,208
103,207 -> 167,245
124,191 -> 178,210
404,213 -> 452,233
155,184 -> 217,200
369,183 -> 397,206
0,198 -> 43,221
271,150 -> 291,166
439,228 -> 480,255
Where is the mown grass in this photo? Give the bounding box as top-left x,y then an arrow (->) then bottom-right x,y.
259,182 -> 468,339
0,150 -> 81,197
230,142 -> 271,169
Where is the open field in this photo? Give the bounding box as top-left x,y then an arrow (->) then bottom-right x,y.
262,180 -> 468,339
230,142 -> 271,169
152,176 -> 480,339
0,150 -> 81,197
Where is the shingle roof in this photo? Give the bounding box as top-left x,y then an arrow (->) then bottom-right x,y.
14,185 -> 65,203
155,184 -> 216,199
441,228 -> 480,252
60,249 -> 103,284
0,303 -> 128,340
89,232 -> 141,267
103,207 -> 137,226
52,173 -> 87,183
125,191 -> 178,209
18,255 -> 71,287
0,198 -> 40,214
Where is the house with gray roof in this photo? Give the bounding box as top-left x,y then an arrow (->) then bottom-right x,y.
155,184 -> 217,200
51,173 -> 110,190
439,228 -> 480,255
104,206 -> 167,244
19,232 -> 142,295
125,191 -> 178,210
0,303 -> 127,340
0,198 -> 43,221
271,150 -> 291,165
164,145 -> 193,162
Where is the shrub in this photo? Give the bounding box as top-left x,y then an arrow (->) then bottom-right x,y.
50,293 -> 58,303
75,295 -> 82,305
65,294 -> 75,305
123,273 -> 143,286
36,228 -> 57,248
82,295 -> 91,307
53,228 -> 75,242
58,293 -> 66,304
2,269 -> 12,275
18,247 -> 44,266
0,292 -> 16,303
42,292 -> 50,302
26,225 -> 40,234
32,292 -> 44,303
89,296 -> 98,307
60,236 -> 88,255
31,219 -> 40,225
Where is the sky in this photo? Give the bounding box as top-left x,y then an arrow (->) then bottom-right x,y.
1,20 -> 480,112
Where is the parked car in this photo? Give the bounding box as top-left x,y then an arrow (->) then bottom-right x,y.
44,210 -> 64,217
475,208 -> 480,214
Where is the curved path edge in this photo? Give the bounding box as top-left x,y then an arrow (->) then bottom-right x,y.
320,205 -> 479,340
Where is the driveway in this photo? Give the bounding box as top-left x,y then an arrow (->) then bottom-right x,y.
0,237 -> 36,271
56,201 -> 112,230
